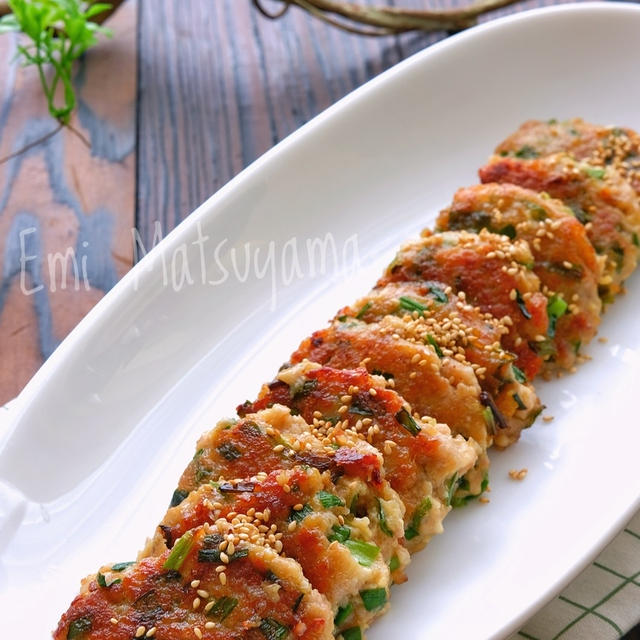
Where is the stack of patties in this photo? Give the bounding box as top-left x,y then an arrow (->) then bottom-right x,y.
54,118 -> 640,640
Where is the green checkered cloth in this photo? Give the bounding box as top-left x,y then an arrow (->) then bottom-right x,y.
0,401 -> 637,637
508,509 -> 640,640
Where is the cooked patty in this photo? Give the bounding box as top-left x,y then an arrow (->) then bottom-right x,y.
437,182 -> 602,371
54,524 -> 333,640
480,153 -> 640,302
176,406 -> 385,499
495,117 -> 640,196
335,282 -> 542,446
378,229 -> 549,381
146,464 -> 403,634
290,317 -> 490,450
238,361 -> 477,550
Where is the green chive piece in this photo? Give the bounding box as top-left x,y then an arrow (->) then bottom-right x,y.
111,561 -> 134,572
512,365 -> 527,384
584,166 -> 606,179
96,572 -> 121,588
395,408 -> 421,436
446,473 -> 459,507
376,498 -> 393,537
163,531 -> 194,571
334,603 -> 354,626
207,596 -> 238,621
344,539 -> 380,566
426,334 -> 444,358
429,284 -> 448,303
359,587 -> 387,611
169,488 -> 189,507
512,392 -> 527,411
482,406 -> 496,435
633,232 -> 639,247
317,491 -> 344,509
499,224 -> 516,239
404,496 -> 432,540
389,555 -> 400,572
289,503 -> 313,523
67,616 -> 92,639
328,524 -> 351,543
515,145 -> 539,158
514,289 -> 532,319
399,296 -> 426,314
259,617 -> 289,640
342,627 -> 362,640
547,294 -> 568,338
355,302 -> 372,319
293,593 -> 304,612
217,442 -> 242,460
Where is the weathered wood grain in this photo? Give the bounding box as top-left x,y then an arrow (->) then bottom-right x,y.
0,0 -> 137,404
136,0 -> 587,246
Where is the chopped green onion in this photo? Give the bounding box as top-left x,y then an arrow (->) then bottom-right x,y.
482,406 -> 496,435
259,617 -> 289,640
512,392 -> 527,411
514,289 -> 532,319
348,399 -> 374,416
429,284 -> 448,303
446,473 -> 459,507
344,539 -> 380,566
293,593 -> 304,612
498,224 -> 516,239
111,561 -> 134,572
633,232 -> 639,247
67,616 -> 92,638
96,572 -> 121,588
289,503 -> 313,523
163,531 -> 194,571
389,555 -> 400,572
584,166 -> 606,179
217,442 -> 242,460
359,588 -> 387,611
512,365 -> 527,384
334,603 -> 354,626
569,203 -> 591,224
426,334 -> 443,358
395,408 -> 421,436
355,302 -> 372,319
342,627 -> 362,640
317,491 -> 344,509
376,498 -> 393,537
515,145 -> 539,158
404,496 -> 432,540
547,294 -> 568,338
290,378 -> 318,399
208,596 -> 238,621
399,296 -> 426,314
328,524 -> 351,543
169,488 -> 189,507
337,314 -> 348,322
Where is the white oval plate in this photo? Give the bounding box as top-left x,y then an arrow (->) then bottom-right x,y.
1,3 -> 640,638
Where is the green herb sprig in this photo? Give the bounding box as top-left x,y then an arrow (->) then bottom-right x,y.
0,0 -> 112,125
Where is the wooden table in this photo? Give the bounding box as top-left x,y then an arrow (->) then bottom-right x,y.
0,0 -> 587,403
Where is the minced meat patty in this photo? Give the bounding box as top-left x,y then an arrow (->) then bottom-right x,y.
238,361 -> 477,550
335,282 -> 542,447
54,524 -> 333,640
438,182 -> 602,371
378,229 -> 549,381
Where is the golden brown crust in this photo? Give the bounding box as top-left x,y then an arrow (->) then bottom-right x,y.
438,182 -> 601,370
